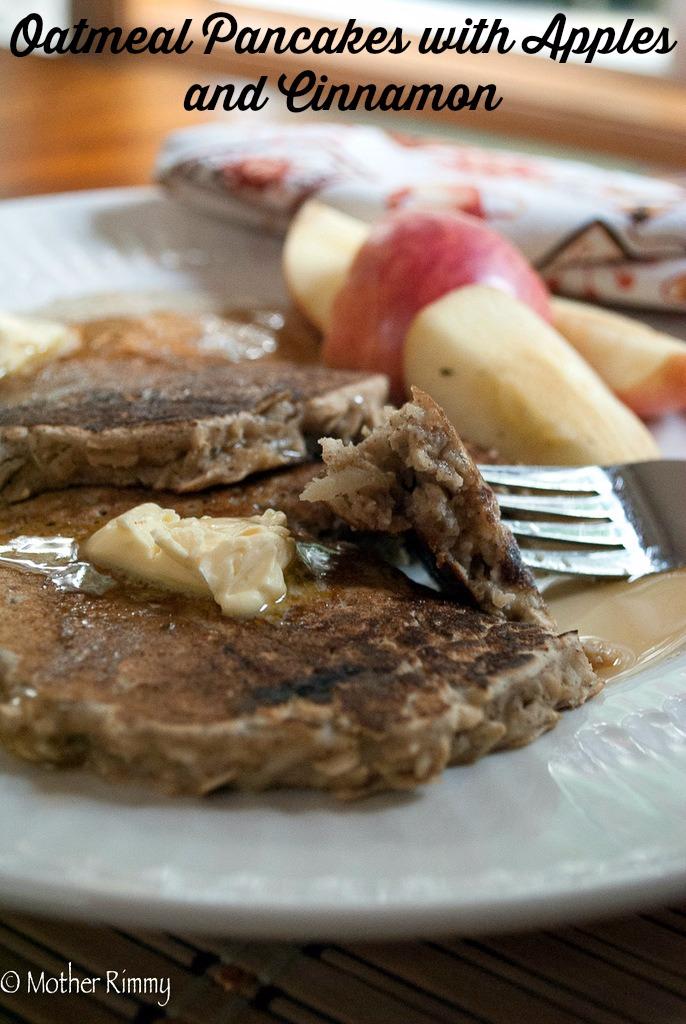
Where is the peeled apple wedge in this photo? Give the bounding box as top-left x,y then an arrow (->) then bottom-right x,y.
404,286 -> 659,465
282,201 -> 367,332
552,297 -> 686,417
323,209 -> 552,400
282,201 -> 677,431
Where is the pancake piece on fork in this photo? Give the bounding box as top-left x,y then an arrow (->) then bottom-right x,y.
302,387 -> 553,627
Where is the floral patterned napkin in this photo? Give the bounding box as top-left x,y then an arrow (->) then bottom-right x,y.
157,122 -> 686,311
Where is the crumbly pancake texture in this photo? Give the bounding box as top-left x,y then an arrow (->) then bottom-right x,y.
0,356 -> 387,503
302,388 -> 552,627
0,473 -> 598,798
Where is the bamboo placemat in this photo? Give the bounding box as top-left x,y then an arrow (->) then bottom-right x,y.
0,906 -> 685,1023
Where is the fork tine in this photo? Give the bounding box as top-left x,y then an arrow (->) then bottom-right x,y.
521,548 -> 636,576
495,492 -> 615,519
505,519 -> 625,546
478,465 -> 603,492
476,459 -> 684,578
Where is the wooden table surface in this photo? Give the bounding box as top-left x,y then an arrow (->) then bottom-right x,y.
0,51 -> 216,198
2,44 -> 686,1024
2,907 -> 686,1024
2,46 -> 685,201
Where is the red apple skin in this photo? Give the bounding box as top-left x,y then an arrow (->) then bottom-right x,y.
323,209 -> 552,400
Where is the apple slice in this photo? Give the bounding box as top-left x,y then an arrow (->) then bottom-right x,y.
552,297 -> 686,417
404,286 -> 659,465
322,209 -> 551,400
282,201 -> 368,332
282,203 -> 680,425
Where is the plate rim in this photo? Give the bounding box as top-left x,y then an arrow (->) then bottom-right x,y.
0,854 -> 686,940
0,185 -> 685,939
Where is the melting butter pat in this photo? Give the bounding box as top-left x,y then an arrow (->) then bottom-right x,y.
0,312 -> 79,378
83,504 -> 295,617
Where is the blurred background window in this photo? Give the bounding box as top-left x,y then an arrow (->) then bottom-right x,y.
1,0 -> 682,181
1,1 -> 681,78
232,0 -> 682,76
0,1 -> 68,45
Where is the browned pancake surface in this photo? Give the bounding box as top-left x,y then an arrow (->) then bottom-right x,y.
0,357 -> 375,430
0,356 -> 387,502
0,471 -> 599,797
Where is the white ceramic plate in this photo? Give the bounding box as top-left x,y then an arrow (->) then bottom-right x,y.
0,187 -> 685,940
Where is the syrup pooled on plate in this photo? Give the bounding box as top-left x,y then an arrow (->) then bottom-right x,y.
544,570 -> 686,679
74,305 -> 321,366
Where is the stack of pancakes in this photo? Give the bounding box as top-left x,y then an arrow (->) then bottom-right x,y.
0,316 -> 598,798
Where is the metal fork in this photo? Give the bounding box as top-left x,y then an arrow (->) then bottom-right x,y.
478,460 -> 686,578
